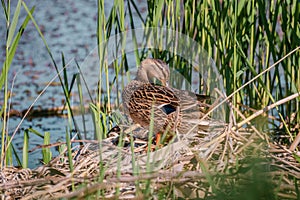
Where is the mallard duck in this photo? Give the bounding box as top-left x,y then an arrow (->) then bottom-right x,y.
122,58 -> 211,138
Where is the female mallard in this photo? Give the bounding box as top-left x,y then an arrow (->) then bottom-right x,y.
122,58 -> 211,137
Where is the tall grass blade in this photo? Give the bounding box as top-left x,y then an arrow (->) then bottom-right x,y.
11,142 -> 21,167
1,0 -> 9,21
0,6 -> 35,89
42,132 -> 52,164
76,74 -> 87,138
62,53 -> 69,95
6,0 -> 21,48
66,128 -> 74,173
5,136 -> 13,166
75,60 -> 94,103
22,129 -> 29,168
27,128 -> 44,138
65,127 -> 75,191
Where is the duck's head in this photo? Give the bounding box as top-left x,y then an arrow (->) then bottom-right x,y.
136,58 -> 170,86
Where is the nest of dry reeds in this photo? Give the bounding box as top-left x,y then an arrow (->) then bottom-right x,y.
1,123 -> 299,199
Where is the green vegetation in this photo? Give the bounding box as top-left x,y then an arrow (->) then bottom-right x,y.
0,0 -> 299,199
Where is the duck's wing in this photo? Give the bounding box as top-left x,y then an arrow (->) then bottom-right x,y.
127,83 -> 180,131
171,88 -> 210,112
170,88 -> 212,133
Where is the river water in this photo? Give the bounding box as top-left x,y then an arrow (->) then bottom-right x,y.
0,0 -> 148,168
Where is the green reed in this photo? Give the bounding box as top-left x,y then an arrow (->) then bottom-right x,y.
0,0 -> 35,169
42,132 -> 51,164
22,130 -> 29,168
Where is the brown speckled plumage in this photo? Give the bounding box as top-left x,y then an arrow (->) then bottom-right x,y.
122,58 -> 210,135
